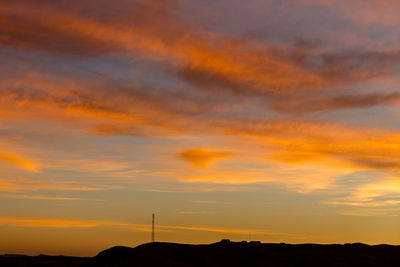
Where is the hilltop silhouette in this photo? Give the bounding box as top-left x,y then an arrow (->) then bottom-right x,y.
3,240 -> 400,266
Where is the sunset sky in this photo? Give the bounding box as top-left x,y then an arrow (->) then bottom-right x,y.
2,0 -> 400,256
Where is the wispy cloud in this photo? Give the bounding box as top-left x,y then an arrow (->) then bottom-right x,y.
0,178 -> 102,192
2,0 -> 400,110
0,217 -> 101,228
0,216 -> 298,237
178,210 -> 217,215
0,153 -> 40,172
0,193 -> 100,201
190,200 -> 232,205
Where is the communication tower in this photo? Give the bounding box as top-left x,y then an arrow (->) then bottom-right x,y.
152,213 -> 155,242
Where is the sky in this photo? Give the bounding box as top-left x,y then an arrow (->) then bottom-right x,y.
2,0 -> 400,256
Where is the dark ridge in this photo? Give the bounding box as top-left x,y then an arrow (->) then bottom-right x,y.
4,240 -> 400,267
87,240 -> 400,267
0,254 -> 90,267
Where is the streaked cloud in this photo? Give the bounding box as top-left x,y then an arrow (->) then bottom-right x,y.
0,193 -> 100,201
0,153 -> 39,172
0,178 -> 102,192
325,199 -> 400,208
190,200 -> 231,205
0,217 -> 101,228
353,178 -> 400,202
2,0 -> 400,105
178,210 -> 216,215
0,216 -> 297,237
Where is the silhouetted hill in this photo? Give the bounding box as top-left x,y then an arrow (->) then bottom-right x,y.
0,254 -> 89,267
4,240 -> 400,267
87,240 -> 400,267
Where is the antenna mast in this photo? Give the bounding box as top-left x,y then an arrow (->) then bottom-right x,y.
151,213 -> 155,242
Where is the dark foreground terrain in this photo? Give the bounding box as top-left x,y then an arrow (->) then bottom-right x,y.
3,240 -> 400,267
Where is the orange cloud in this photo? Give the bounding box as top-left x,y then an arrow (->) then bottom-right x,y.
0,216 -> 295,237
156,224 -> 294,237
0,0 -> 310,96
1,0 -> 400,150
0,178 -> 102,192
1,0 -> 400,203
213,118 -> 400,171
180,148 -> 230,168
0,153 -> 39,172
0,217 -> 101,228
0,73 -> 180,136
2,70 -> 400,190
0,193 -> 99,201
2,0 -> 399,101
4,71 -> 400,188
